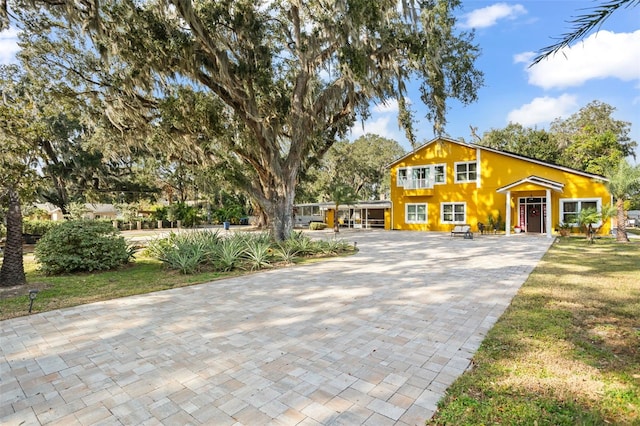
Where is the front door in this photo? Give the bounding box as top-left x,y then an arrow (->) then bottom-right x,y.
526,203 -> 543,233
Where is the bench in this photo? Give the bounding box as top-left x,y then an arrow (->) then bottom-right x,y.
451,224 -> 473,239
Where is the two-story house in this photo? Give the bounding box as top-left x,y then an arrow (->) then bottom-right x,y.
388,137 -> 611,237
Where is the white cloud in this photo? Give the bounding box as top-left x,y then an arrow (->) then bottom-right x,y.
513,51 -> 534,64
373,99 -> 399,114
461,3 -> 526,29
0,28 -> 20,65
349,116 -> 394,140
524,30 -> 640,89
507,94 -> 578,126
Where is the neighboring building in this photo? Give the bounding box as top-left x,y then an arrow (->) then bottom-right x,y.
388,137 -> 612,237
33,203 -> 64,221
83,203 -> 118,220
294,201 -> 390,229
32,203 -> 119,221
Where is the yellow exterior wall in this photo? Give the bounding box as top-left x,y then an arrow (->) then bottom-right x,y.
389,138 -> 611,235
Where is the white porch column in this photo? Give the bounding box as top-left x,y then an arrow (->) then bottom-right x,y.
546,189 -> 552,238
505,190 -> 511,236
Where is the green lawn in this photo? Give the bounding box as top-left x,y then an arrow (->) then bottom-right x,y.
429,237 -> 640,425
0,254 -> 244,320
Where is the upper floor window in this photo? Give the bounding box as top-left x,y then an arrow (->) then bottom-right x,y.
397,168 -> 408,186
434,164 -> 446,184
454,161 -> 477,183
397,165 -> 437,188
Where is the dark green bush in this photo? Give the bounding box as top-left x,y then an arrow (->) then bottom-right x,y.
35,220 -> 133,274
23,219 -> 60,236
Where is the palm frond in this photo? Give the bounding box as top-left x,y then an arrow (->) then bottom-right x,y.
531,0 -> 639,66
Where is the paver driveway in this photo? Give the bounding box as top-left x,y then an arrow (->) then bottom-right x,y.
1,230 -> 554,425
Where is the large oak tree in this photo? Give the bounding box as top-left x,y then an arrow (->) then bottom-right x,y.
8,0 -> 482,240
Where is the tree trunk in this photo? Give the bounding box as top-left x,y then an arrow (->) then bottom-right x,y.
251,202 -> 268,229
266,190 -> 295,241
0,187 -> 26,287
615,198 -> 629,242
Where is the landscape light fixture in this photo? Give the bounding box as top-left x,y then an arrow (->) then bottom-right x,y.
28,290 -> 38,313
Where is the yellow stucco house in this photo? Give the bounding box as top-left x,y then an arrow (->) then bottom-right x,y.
388,137 -> 611,237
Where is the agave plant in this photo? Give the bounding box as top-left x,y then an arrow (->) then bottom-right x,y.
163,245 -> 206,274
274,243 -> 299,264
214,237 -> 246,271
243,239 -> 272,270
285,232 -> 316,255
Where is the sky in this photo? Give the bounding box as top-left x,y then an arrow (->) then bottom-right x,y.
1,1 -> 639,158
348,1 -> 640,159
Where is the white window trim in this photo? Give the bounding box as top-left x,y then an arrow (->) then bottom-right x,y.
397,167 -> 408,187
433,163 -> 446,185
440,202 -> 467,224
397,165 -> 440,188
454,161 -> 477,184
406,203 -> 428,223
559,198 -> 602,227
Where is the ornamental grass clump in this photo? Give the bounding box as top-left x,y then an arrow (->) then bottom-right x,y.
146,230 -> 220,274
243,239 -> 272,270
214,237 -> 246,272
147,230 -> 355,274
35,220 -> 133,275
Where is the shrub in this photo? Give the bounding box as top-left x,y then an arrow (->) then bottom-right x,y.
274,243 -> 299,263
170,202 -> 201,227
35,220 -> 133,274
147,231 -> 221,273
22,219 -> 60,236
145,230 -> 355,274
309,222 -> 327,230
284,232 -> 318,255
243,239 -> 272,270
214,237 -> 246,271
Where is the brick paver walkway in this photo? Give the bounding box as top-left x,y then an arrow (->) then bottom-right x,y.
1,230 -> 553,425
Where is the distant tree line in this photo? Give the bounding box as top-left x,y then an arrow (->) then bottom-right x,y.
474,101 -> 637,178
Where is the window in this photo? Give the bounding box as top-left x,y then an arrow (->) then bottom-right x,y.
434,164 -> 446,184
441,202 -> 466,224
397,168 -> 408,187
560,198 -> 600,225
454,161 -> 477,183
409,167 -> 431,188
406,203 -> 427,223
397,165 -> 437,188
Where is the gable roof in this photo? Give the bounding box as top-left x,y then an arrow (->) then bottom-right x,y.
496,175 -> 565,193
388,137 -> 609,182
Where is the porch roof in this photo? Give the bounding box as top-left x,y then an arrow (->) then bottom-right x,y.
496,175 -> 564,193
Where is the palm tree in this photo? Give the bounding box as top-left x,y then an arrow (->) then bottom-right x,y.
0,186 -> 26,286
577,207 -> 602,244
606,159 -> 640,242
327,184 -> 358,233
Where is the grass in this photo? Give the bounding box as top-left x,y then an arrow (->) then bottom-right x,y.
429,237 -> 640,425
0,242 -> 357,320
0,254 -> 245,320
